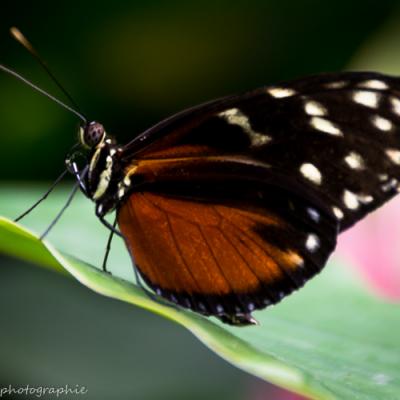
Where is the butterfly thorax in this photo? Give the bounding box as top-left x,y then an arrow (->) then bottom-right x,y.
87,139 -> 117,195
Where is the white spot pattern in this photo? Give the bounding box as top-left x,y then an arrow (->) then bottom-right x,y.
352,90 -> 380,108
307,207 -> 320,222
267,87 -> 296,98
385,149 -> 400,165
305,234 -> 320,252
358,194 -> 374,204
218,108 -> 271,147
304,100 -> 327,116
300,163 -> 322,185
344,152 -> 365,170
310,117 -> 343,136
372,115 -> 393,132
332,206 -> 344,220
390,96 -> 400,116
357,80 -> 388,90
343,190 -> 359,210
378,173 -> 388,182
381,178 -> 398,192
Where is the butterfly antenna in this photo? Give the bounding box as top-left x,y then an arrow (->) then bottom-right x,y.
10,27 -> 85,118
0,63 -> 87,123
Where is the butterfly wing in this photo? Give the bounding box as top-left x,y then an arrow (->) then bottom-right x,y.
117,71 -> 400,323
118,190 -> 337,325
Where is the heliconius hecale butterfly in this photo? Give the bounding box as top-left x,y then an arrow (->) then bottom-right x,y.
4,30 -> 400,326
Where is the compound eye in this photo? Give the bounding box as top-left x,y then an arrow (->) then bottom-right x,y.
80,121 -> 105,148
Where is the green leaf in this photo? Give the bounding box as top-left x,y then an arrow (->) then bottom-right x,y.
1,186 -> 399,400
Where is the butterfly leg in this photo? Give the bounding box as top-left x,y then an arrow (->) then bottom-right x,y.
40,181 -> 80,239
96,208 -> 123,237
66,159 -> 88,195
15,169 -> 68,223
101,217 -> 118,274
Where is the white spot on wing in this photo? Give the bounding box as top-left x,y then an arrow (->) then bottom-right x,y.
300,163 -> 322,185
310,117 -> 343,136
267,87 -> 296,98
218,108 -> 271,147
353,90 -> 380,108
344,152 -> 365,170
390,96 -> 400,116
372,115 -> 393,131
305,234 -> 320,252
385,149 -> 400,165
343,190 -> 359,210
378,173 -> 388,182
358,80 -> 388,90
358,194 -> 374,204
307,207 -> 320,222
381,178 -> 398,192
332,206 -> 344,220
304,100 -> 327,116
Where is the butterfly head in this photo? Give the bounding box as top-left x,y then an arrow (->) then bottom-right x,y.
79,121 -> 106,149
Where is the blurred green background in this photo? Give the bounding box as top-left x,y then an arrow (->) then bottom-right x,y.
1,0 -> 400,398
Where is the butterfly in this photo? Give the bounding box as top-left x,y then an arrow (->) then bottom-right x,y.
70,71 -> 400,326
5,31 -> 400,326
